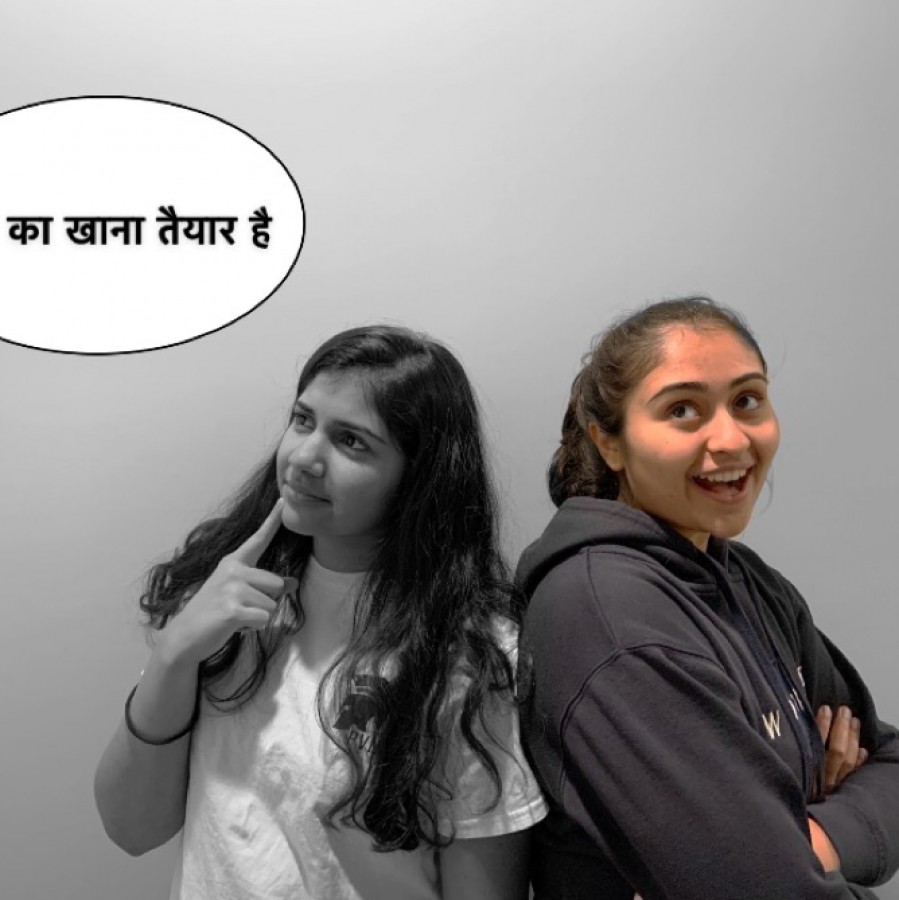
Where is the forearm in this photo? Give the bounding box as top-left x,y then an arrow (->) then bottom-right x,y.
440,831 -> 532,900
95,502 -> 290,855
807,738 -> 899,887
94,640 -> 199,856
802,628 -> 899,884
538,649 -> 871,899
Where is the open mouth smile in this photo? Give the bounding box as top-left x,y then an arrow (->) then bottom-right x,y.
692,467 -> 753,499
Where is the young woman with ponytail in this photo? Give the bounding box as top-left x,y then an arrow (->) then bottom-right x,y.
518,297 -> 899,899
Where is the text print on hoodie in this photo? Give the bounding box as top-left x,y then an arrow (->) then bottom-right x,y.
517,498 -> 899,900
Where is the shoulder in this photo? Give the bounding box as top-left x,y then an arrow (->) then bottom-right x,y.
728,540 -> 812,620
727,539 -> 781,580
728,539 -> 798,588
488,614 -> 519,661
524,544 -> 720,664
438,615 -> 549,837
443,614 -> 519,705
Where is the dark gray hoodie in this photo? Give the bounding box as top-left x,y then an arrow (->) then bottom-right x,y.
517,497 -> 899,900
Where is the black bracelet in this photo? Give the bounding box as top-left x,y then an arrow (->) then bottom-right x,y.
124,684 -> 199,746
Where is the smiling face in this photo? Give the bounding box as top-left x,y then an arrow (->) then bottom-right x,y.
276,371 -> 406,571
589,326 -> 780,550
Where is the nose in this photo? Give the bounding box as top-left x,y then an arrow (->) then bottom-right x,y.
705,407 -> 751,455
287,431 -> 326,478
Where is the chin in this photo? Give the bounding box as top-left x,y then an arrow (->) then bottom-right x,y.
280,511 -> 314,537
708,517 -> 753,541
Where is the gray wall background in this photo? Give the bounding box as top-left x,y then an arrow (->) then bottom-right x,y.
1,2 -> 897,898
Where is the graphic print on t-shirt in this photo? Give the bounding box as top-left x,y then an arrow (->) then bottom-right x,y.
333,673 -> 388,754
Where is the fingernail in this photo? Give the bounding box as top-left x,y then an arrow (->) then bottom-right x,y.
839,706 -> 852,721
851,717 -> 861,731
818,706 -> 832,719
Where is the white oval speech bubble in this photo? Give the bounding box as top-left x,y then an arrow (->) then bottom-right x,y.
0,96 -> 305,354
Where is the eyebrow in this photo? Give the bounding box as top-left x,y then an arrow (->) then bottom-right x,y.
648,372 -> 768,403
293,400 -> 389,445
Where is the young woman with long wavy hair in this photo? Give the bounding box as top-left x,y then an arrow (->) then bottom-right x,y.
96,325 -> 546,900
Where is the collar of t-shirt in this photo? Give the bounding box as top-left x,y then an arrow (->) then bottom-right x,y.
298,554 -> 367,636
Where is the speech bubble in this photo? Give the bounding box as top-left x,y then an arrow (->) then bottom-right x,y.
0,96 -> 305,354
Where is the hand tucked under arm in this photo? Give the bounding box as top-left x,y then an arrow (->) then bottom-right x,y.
817,705 -> 867,795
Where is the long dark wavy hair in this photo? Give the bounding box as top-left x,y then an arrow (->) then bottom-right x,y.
140,325 -> 519,851
549,296 -> 767,505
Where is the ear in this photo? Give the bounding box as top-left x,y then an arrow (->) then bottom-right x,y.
588,421 -> 624,473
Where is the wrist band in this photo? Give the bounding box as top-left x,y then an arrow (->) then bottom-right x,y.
124,684 -> 199,745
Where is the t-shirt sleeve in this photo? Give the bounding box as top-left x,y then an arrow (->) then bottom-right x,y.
435,624 -> 548,840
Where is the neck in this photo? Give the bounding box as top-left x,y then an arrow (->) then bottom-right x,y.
312,535 -> 376,573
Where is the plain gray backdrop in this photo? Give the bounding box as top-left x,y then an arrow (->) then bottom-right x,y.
1,2 -> 897,898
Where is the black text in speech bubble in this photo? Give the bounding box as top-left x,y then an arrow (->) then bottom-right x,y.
0,96 -> 305,355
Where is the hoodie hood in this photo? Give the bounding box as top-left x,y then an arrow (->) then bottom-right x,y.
516,497 -> 724,600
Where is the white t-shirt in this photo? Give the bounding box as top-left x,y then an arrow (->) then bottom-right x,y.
170,557 -> 547,900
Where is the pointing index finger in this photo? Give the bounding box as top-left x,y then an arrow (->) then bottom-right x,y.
232,499 -> 285,567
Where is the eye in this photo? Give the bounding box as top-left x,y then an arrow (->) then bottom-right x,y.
291,408 -> 313,431
338,431 -> 368,452
668,401 -> 699,421
734,392 -> 762,412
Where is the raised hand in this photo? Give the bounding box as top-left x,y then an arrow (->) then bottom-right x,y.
158,499 -> 298,667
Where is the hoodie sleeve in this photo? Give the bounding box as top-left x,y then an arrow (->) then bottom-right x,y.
766,573 -> 899,887
552,648 -> 880,899
523,564 -> 880,900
